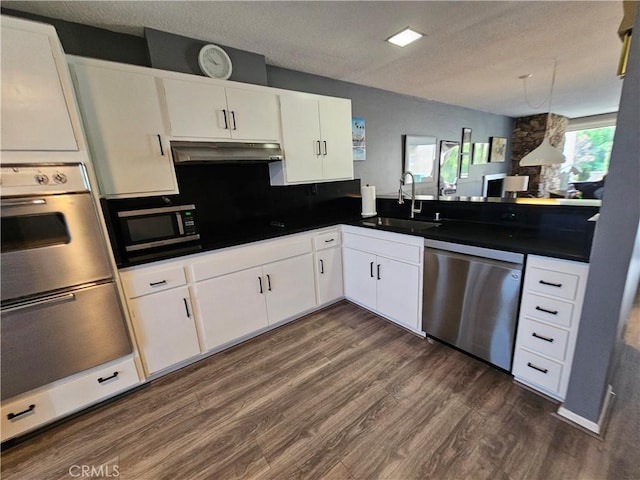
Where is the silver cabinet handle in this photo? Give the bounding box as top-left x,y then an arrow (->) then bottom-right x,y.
316,140 -> 322,155
3,293 -> 75,313
322,140 -> 327,155
1,199 -> 46,207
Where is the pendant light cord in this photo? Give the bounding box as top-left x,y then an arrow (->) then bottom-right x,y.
545,59 -> 558,135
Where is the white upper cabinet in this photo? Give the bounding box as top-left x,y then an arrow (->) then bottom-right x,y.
1,17 -> 78,152
162,78 -> 280,141
70,62 -> 177,197
271,93 -> 354,185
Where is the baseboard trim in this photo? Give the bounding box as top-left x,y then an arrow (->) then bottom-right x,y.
557,384 -> 615,435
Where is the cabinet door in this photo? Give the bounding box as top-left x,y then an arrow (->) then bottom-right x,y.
376,257 -> 420,329
225,88 -> 280,141
316,247 -> 344,305
72,65 -> 176,196
264,254 -> 317,325
194,266 -> 268,350
342,247 -> 377,310
279,95 -> 323,182
129,286 -> 200,374
318,97 -> 354,180
162,78 -> 230,139
1,27 -> 77,151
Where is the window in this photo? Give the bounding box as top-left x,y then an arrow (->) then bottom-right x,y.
562,114 -> 616,183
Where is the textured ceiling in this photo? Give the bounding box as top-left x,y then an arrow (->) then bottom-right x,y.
2,1 -> 625,119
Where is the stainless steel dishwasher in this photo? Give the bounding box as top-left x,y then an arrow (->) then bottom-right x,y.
422,239 -> 524,371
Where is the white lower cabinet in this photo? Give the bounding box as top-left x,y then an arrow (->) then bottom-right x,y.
342,226 -> 423,330
189,234 -> 317,352
121,265 -> 201,375
194,253 -> 316,351
128,286 -> 201,375
315,247 -> 344,305
1,357 -> 138,442
195,266 -> 268,350
265,254 -> 317,324
512,255 -> 589,400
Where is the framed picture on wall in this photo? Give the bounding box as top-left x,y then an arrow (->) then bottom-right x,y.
489,136 -> 508,162
459,128 -> 472,178
439,140 -> 460,195
352,118 -> 366,161
472,143 -> 489,164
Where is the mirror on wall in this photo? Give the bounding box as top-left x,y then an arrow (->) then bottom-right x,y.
439,140 -> 460,194
402,135 -> 438,194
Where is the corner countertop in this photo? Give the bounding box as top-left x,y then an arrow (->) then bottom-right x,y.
352,218 -> 592,263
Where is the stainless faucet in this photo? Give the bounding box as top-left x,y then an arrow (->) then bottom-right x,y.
398,171 -> 422,218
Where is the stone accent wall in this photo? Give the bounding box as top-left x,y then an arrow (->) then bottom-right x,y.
510,113 -> 569,196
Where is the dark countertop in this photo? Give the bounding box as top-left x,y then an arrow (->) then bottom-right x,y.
120,213 -> 592,268
352,218 -> 592,263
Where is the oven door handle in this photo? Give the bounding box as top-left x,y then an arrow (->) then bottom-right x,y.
2,292 -> 76,313
0,199 -> 47,208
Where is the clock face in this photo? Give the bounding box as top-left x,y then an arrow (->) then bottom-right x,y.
198,45 -> 232,80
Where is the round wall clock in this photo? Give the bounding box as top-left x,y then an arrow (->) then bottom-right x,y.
198,44 -> 233,80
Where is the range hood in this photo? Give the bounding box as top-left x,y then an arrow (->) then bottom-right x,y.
171,141 -> 283,164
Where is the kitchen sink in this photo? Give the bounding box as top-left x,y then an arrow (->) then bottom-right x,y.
360,216 -> 440,232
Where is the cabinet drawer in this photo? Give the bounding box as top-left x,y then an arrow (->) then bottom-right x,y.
513,349 -> 563,394
1,390 -> 56,442
520,293 -> 574,328
121,266 -> 187,298
313,230 -> 341,250
50,357 -> 139,413
518,319 -> 570,361
525,267 -> 579,301
343,232 -> 421,264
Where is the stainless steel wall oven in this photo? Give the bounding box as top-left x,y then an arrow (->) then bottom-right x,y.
0,164 -> 131,400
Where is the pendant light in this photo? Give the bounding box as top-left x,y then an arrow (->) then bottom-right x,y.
520,61 -> 566,167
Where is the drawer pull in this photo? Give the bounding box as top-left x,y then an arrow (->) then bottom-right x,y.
539,280 -> 562,288
149,280 -> 167,287
97,371 -> 119,384
324,238 -> 335,243
532,332 -> 554,343
527,362 -> 549,374
319,259 -> 325,274
535,306 -> 558,315
7,404 -> 35,420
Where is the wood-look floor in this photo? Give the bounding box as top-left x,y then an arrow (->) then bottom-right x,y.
2,300 -> 639,480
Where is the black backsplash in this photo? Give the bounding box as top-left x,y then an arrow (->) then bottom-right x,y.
173,163 -> 361,236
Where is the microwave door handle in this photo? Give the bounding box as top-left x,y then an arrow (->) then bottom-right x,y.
176,212 -> 184,235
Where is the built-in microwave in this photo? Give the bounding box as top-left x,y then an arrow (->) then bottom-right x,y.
102,197 -> 201,266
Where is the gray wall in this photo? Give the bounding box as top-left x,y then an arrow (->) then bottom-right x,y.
563,9 -> 640,422
268,67 -> 514,195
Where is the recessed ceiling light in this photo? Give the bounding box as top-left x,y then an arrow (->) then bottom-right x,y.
387,27 -> 424,47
